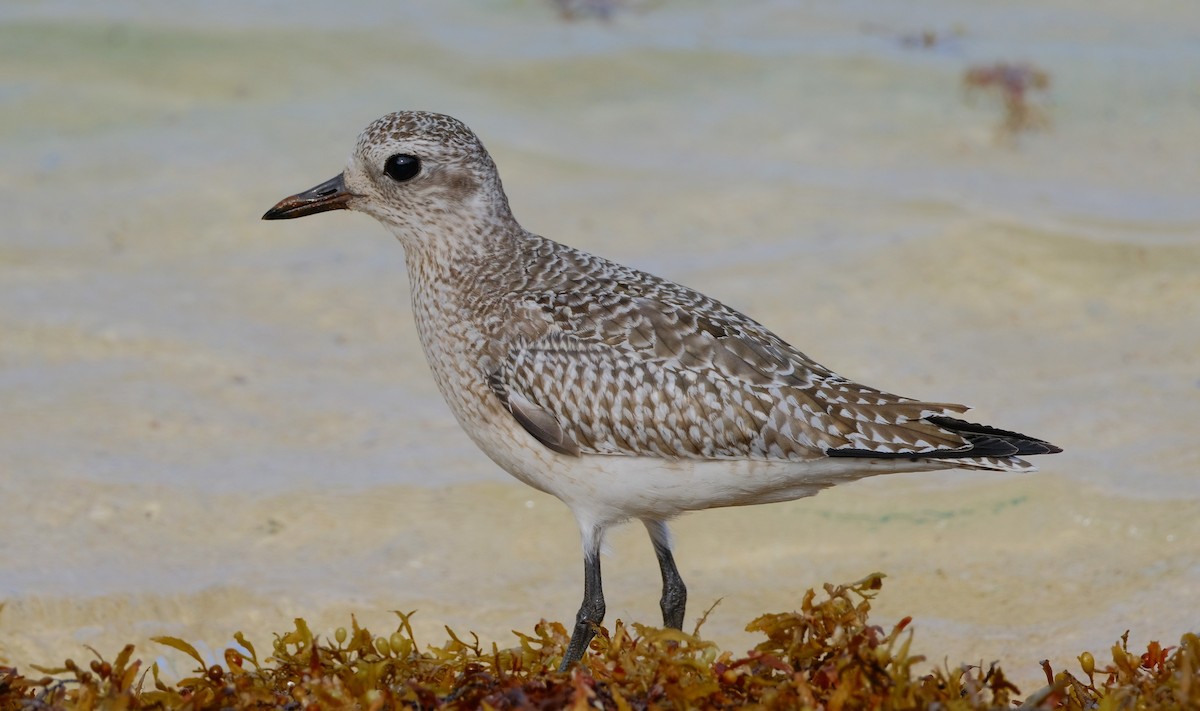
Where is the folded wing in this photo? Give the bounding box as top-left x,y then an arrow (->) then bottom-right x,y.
486,328 -> 1033,466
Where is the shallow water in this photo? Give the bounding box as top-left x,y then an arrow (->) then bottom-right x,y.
2,0 -> 1198,690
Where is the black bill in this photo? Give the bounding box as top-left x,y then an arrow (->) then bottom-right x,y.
262,173 -> 353,220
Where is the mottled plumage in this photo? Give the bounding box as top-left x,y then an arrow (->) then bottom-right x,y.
489,233 -> 1017,465
263,111 -> 1060,671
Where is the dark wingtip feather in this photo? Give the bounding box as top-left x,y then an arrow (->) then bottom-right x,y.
827,416 -> 1061,461
926,416 -> 1062,456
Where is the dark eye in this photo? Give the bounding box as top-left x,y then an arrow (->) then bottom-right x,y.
383,154 -> 421,182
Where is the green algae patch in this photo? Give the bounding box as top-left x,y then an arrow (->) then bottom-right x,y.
2,574 -> 1196,710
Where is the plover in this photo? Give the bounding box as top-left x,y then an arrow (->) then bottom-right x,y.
263,111 -> 1060,670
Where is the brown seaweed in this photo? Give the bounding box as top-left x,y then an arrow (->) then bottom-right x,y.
2,574 -> 1197,709
963,61 -> 1052,139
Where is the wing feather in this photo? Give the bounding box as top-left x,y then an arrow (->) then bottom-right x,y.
492,238 -> 1059,468
488,329 -> 974,462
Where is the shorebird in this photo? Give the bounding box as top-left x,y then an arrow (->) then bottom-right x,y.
263,111 -> 1060,671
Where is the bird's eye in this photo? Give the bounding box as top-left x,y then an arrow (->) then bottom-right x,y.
383,154 -> 421,182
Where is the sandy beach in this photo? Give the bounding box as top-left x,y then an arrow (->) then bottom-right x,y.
2,0 -> 1198,692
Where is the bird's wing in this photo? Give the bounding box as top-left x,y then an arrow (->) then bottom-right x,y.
488,296 -> 977,461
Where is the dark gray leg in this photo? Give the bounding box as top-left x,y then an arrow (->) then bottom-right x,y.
559,527 -> 605,672
644,520 -> 687,630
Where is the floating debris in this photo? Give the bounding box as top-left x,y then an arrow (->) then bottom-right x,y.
1,574 -> 1196,709
859,22 -> 967,53
551,0 -> 625,21
900,29 -> 941,49
963,61 -> 1052,139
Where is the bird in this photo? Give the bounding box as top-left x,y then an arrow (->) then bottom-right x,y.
262,110 -> 1061,671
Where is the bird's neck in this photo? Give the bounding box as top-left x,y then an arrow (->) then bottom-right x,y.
394,212 -> 522,277
398,219 -> 535,405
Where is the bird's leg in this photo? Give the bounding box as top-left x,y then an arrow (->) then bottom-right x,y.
559,526 -> 606,672
644,519 -> 687,630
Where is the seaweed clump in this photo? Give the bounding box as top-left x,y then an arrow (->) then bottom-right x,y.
1,573 -> 1198,710
963,61 -> 1052,139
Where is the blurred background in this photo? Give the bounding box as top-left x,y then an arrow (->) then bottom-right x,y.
2,0 -> 1198,690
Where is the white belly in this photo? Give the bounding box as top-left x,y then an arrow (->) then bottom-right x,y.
462,404 -> 949,533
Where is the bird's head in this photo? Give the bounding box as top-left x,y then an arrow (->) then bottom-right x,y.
263,111 -> 514,249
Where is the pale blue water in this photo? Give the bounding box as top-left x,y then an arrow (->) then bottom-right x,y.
2,0 -> 1198,497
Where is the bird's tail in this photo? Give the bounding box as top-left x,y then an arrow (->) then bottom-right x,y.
826,415 -> 1062,473
920,416 -> 1061,472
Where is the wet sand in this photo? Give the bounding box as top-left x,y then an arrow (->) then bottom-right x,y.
4,476 -> 1198,689
2,0 -> 1198,692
